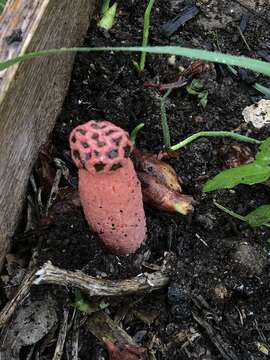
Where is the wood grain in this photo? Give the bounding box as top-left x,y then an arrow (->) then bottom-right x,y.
0,0 -> 97,269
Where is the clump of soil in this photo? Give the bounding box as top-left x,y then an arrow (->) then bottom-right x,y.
3,1 -> 270,359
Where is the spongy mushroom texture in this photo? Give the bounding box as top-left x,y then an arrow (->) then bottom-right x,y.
69,120 -> 132,174
70,120 -> 146,255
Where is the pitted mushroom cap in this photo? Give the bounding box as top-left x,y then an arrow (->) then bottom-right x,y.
69,121 -> 133,174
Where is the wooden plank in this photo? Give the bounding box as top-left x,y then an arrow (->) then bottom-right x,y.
0,0 -> 97,269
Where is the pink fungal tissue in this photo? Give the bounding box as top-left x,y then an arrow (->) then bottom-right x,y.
69,120 -> 146,255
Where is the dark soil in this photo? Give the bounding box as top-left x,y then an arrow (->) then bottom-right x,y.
4,0 -> 270,359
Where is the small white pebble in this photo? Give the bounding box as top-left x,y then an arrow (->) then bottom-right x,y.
168,55 -> 176,66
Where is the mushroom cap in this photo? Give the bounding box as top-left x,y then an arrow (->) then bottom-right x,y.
69,121 -> 133,174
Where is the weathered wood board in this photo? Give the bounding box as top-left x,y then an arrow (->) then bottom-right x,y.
0,0 -> 97,269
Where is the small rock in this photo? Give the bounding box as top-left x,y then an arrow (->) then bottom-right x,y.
211,284 -> 231,302
196,213 -> 216,230
168,55 -> 176,66
168,284 -> 186,304
233,282 -> 255,297
220,144 -> 254,169
168,284 -> 192,320
169,0 -> 185,12
242,99 -> 270,129
133,330 -> 147,343
5,29 -> 23,45
170,303 -> 192,320
231,242 -> 267,275
165,323 -> 178,336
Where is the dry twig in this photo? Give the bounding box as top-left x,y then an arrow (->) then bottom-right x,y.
34,262 -> 169,297
0,268 -> 37,327
52,308 -> 69,360
0,262 -> 169,328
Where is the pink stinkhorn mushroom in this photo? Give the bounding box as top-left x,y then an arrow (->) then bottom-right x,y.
69,120 -> 146,255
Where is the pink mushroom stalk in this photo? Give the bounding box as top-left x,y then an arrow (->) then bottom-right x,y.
69,120 -> 146,255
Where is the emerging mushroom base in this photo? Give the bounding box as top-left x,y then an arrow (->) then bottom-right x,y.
79,160 -> 146,255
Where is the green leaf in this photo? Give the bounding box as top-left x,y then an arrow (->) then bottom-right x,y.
101,0 -> 111,15
255,137 -> 270,164
198,90 -> 208,108
131,60 -> 140,72
186,80 -> 208,108
186,85 -> 199,96
99,301 -> 109,310
203,162 -> 270,192
98,2 -> 117,31
1,46 -> 270,76
74,290 -> 109,314
253,83 -> 270,98
137,0 -> 156,72
204,136 -> 270,193
244,204 -> 270,227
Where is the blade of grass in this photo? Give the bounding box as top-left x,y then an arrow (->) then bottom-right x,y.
139,0 -> 155,71
1,46 -> 270,77
227,64 -> 270,98
160,88 -> 172,149
170,131 -> 261,151
253,83 -> 270,98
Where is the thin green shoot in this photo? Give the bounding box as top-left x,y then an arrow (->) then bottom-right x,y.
98,2 -> 117,31
214,201 -> 246,222
160,89 -> 172,149
1,46 -> 270,78
130,123 -> 144,144
214,201 -> 270,228
237,26 -> 251,52
133,0 -> 155,72
170,131 -> 261,151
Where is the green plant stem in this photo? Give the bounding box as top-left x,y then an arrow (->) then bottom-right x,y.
130,123 -> 144,144
139,0 -> 155,71
213,201 -> 246,222
160,89 -> 172,149
214,201 -> 270,228
170,131 -> 261,151
1,46 -> 270,77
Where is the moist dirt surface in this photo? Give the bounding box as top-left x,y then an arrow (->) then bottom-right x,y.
2,1 -> 270,359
